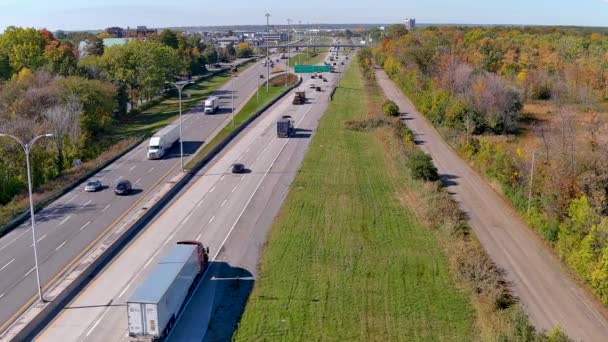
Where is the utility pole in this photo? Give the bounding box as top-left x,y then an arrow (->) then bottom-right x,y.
265,13 -> 270,92
165,80 -> 193,172
527,152 -> 536,215
286,18 -> 292,87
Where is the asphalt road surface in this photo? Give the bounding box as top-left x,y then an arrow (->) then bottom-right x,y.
375,67 -> 608,341
0,57 -> 275,329
36,55 -> 342,341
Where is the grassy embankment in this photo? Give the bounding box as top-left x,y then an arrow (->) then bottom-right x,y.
288,48 -> 328,67
233,59 -> 476,340
185,73 -> 298,170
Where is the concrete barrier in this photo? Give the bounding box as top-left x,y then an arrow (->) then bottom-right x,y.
1,74 -> 301,342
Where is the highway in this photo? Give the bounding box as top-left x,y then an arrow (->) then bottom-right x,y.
0,56 -> 278,329
37,50 -> 341,342
375,67 -> 608,341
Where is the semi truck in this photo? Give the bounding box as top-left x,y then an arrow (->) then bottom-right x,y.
147,124 -> 180,159
127,241 -> 209,340
277,115 -> 294,138
293,91 -> 306,105
204,96 -> 220,114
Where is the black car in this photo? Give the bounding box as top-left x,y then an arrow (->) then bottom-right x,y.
231,163 -> 245,174
114,180 -> 132,195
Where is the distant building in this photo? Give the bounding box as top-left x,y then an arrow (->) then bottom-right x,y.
126,26 -> 157,38
216,36 -> 242,48
405,18 -> 416,30
105,27 -> 125,38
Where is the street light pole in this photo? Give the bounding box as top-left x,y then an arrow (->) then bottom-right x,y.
286,18 -> 292,87
231,72 -> 238,126
265,13 -> 271,92
0,133 -> 52,303
165,80 -> 193,172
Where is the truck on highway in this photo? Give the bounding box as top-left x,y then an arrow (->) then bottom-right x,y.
204,96 -> 220,114
277,115 -> 294,138
293,91 -> 306,105
127,241 -> 209,340
147,124 -> 180,159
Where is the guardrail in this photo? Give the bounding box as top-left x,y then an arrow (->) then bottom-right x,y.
1,73 -> 301,342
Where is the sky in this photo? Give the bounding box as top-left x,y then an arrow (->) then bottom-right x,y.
1,0 -> 608,32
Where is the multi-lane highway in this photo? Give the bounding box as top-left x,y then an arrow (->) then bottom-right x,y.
37,50 -> 343,341
0,57 -> 279,329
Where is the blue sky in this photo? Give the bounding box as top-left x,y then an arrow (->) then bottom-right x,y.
1,0 -> 608,31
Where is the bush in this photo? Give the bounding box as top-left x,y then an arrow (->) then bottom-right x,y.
382,100 -> 400,116
345,118 -> 390,131
408,150 -> 440,182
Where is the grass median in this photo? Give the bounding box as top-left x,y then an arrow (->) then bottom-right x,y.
184,74 -> 298,170
289,48 -> 328,67
233,59 -> 475,340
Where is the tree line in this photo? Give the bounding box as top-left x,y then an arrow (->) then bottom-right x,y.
0,27 -> 233,208
373,25 -> 608,304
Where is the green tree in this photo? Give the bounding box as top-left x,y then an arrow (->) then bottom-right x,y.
386,24 -> 409,39
0,26 -> 47,72
408,150 -> 440,182
159,29 -> 179,49
84,36 -> 104,56
236,42 -> 253,58
382,100 -> 400,116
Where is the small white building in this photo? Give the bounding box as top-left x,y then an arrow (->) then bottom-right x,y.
405,18 -> 416,30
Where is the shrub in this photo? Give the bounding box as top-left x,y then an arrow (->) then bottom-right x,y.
408,150 -> 439,182
382,100 -> 400,116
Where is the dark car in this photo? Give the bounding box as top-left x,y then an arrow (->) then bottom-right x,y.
260,74 -> 265,78
213,63 -> 222,68
232,67 -> 238,73
231,163 -> 245,174
114,180 -> 132,195
84,180 -> 102,192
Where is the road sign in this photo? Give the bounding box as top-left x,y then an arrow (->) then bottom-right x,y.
294,65 -> 331,73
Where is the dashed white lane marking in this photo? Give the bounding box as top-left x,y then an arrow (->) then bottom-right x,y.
209,216 -> 215,224
231,185 -> 238,193
58,216 -> 71,226
209,186 -> 216,193
24,267 -> 35,278
80,221 -> 91,231
102,204 -> 111,212
146,167 -> 155,175
135,178 -> 142,185
0,259 -> 15,272
55,241 -> 67,251
82,200 -> 92,208
129,165 -> 136,171
183,213 -> 193,224
220,199 -> 228,208
29,234 -> 46,247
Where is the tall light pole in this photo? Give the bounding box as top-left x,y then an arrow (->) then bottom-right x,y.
265,13 -> 271,92
286,18 -> 292,87
0,132 -> 53,303
231,71 -> 238,126
165,80 -> 193,172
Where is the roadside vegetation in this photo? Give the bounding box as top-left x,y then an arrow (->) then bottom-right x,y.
185,73 -> 298,170
0,26 -> 254,230
373,24 -> 608,307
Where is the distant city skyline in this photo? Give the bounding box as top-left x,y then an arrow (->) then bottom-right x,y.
1,0 -> 608,32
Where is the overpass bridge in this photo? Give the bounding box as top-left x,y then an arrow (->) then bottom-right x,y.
259,43 -> 366,49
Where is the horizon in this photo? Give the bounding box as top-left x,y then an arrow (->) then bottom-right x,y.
2,0 -> 608,32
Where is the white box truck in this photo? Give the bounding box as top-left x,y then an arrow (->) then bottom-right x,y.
127,241 -> 209,340
147,124 -> 180,159
204,96 -> 219,114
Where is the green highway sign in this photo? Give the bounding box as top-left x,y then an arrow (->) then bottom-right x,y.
294,65 -> 331,73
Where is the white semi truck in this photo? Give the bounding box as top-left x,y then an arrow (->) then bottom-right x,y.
147,124 -> 180,159
127,241 -> 209,340
204,96 -> 220,114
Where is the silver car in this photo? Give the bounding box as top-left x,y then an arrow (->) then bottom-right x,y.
84,180 -> 102,192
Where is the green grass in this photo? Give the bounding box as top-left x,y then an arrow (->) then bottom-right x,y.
289,48 -> 328,67
184,76 -> 297,170
233,61 -> 475,340
112,60 -> 257,140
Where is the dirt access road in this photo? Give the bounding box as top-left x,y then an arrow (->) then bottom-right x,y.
376,67 -> 608,341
